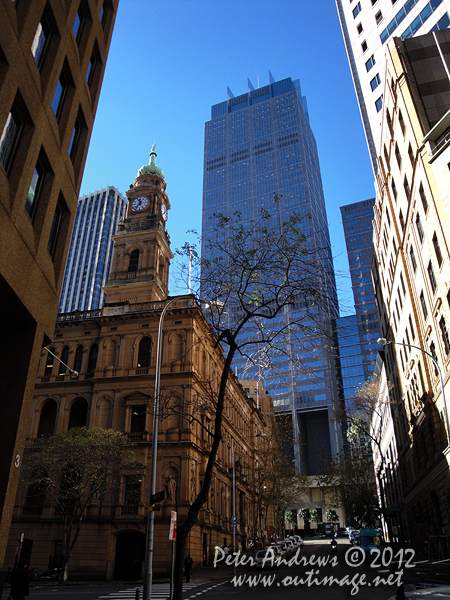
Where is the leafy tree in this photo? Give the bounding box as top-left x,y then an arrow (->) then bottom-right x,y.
21,427 -> 136,581
326,508 -> 339,523
169,204 -> 335,600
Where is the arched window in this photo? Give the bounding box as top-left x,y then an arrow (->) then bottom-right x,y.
59,346 -> 70,374
73,345 -> 83,373
37,399 -> 57,438
87,344 -> 98,373
68,397 -> 88,429
128,249 -> 139,272
44,348 -> 55,376
137,337 -> 151,369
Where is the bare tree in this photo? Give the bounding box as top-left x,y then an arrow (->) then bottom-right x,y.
169,204 -> 336,600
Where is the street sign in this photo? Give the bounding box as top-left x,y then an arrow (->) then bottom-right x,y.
169,510 -> 177,541
231,516 -> 237,525
150,489 -> 165,505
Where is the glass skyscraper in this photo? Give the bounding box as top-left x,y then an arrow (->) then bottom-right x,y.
59,186 -> 127,313
202,75 -> 341,474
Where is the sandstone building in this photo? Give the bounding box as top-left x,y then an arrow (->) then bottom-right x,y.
5,149 -> 277,580
0,0 -> 118,568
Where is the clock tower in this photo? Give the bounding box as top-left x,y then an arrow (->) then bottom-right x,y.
103,144 -> 173,306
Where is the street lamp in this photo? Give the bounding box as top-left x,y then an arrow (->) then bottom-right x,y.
143,296 -> 180,600
377,337 -> 450,449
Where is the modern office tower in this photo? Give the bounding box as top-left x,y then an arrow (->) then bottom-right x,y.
336,0 -> 450,172
372,30 -> 450,548
340,199 -> 381,381
59,187 -> 127,313
334,314 -> 365,410
202,75 -> 340,475
0,0 -> 118,570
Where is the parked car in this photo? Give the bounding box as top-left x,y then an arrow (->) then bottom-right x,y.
274,544 -> 288,558
387,586 -> 450,599
349,530 -> 360,545
283,539 -> 296,555
255,548 -> 277,569
291,535 -> 304,547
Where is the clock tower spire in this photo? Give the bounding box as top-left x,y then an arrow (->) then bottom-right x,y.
103,145 -> 173,306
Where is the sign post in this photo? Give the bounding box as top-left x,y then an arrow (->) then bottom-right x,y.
169,511 -> 177,600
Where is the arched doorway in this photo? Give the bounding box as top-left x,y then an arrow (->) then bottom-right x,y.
114,531 -> 145,580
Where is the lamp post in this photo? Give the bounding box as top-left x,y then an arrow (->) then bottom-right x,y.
143,296 -> 179,600
377,337 -> 450,449
232,443 -> 236,577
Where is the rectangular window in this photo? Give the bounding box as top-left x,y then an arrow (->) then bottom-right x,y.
430,341 -> 439,375
31,13 -> 51,67
428,261 -> 437,293
408,143 -> 414,165
375,10 -> 383,24
395,143 -> 402,168
433,232 -> 443,267
69,108 -> 86,163
370,73 -> 381,91
399,209 -> 405,232
86,41 -> 101,89
100,0 -> 111,28
47,195 -> 64,259
0,93 -> 28,174
392,178 -> 398,200
375,96 -> 383,112
420,291 -> 428,318
365,55 -> 376,71
398,109 -> 405,135
409,315 -> 415,340
52,60 -> 72,121
404,176 -> 411,199
410,245 -> 417,272
416,213 -> 424,242
419,183 -> 428,213
440,316 -> 450,354
25,150 -> 50,219
357,22 -> 363,34
353,2 -> 362,18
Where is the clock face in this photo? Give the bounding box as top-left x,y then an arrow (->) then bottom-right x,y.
160,203 -> 168,221
131,196 -> 149,212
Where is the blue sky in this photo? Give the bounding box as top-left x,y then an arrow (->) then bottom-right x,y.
80,0 -> 376,315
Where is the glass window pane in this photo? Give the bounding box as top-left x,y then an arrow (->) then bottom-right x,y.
0,112 -> 18,170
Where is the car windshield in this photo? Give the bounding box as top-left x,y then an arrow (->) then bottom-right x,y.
361,534 -> 382,546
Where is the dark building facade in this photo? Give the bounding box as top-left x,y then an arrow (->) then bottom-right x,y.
0,0 -> 118,567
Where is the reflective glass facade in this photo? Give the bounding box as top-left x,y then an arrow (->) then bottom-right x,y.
340,199 -> 381,383
59,186 -> 127,312
202,76 -> 340,474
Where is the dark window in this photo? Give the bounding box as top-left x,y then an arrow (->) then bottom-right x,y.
416,213 -> 424,242
375,96 -> 383,112
428,261 -> 437,293
137,337 -> 152,368
409,315 -> 415,340
31,5 -> 53,68
353,2 -> 362,18
58,345 -> 69,374
432,232 -> 443,267
408,143 -> 414,165
124,474 -> 142,506
399,209 -> 405,232
419,183 -> 428,213
357,22 -> 363,34
375,10 -> 383,24
37,399 -> 57,438
398,110 -> 405,135
52,60 -> 73,121
100,0 -> 112,29
361,40 -> 368,52
410,245 -> 417,272
73,345 -> 83,373
0,93 -> 28,174
73,3 -> 87,43
47,197 -> 63,259
395,143 -> 402,168
420,291 -> 428,318
128,249 -> 139,272
87,344 -> 98,373
365,55 -> 376,71
130,405 -> 147,433
370,73 -> 381,91
69,108 -> 86,163
68,397 -> 88,429
25,149 -> 51,219
440,316 -> 450,354
403,176 -> 411,199
392,178 -> 398,200
430,341 -> 439,375
86,41 -> 101,88
44,347 -> 55,376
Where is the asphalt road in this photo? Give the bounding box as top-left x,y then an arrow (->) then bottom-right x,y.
0,540 -> 424,600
